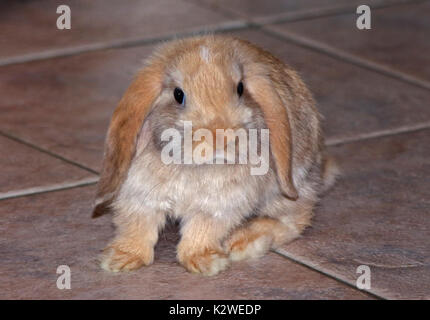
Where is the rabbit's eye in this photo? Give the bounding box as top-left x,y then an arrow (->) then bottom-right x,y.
174,88 -> 185,105
237,81 -> 244,97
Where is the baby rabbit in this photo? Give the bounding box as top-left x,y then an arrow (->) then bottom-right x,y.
93,35 -> 338,276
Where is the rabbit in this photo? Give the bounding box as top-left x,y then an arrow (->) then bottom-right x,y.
92,35 -> 338,276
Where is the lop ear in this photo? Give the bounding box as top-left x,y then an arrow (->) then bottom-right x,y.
92,64 -> 163,217
246,75 -> 298,200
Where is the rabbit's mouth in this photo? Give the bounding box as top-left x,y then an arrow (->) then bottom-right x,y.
198,150 -> 247,165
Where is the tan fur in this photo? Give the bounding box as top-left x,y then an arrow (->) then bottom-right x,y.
95,35 -> 337,275
246,78 -> 297,199
101,209 -> 165,272
226,201 -> 314,261
177,215 -> 230,275
93,64 -> 164,217
322,155 -> 340,192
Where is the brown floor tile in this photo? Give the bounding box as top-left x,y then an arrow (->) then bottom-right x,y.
273,2 -> 430,81
0,0 -> 231,60
279,129 -> 430,299
198,0 -> 414,19
0,45 -> 156,171
0,185 -> 371,299
0,135 -> 96,198
1,29 -> 429,171
235,29 -> 430,143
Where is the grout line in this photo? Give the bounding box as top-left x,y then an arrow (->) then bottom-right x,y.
252,5 -> 363,25
0,1 -> 427,95
183,0 -> 241,20
273,248 -> 387,300
260,26 -> 430,91
0,20 -> 251,67
326,122 -> 430,146
0,0 -> 428,203
0,3 -> 425,297
187,0 -> 427,26
189,0 -> 430,91
1,122 -> 429,202
252,0 -> 428,25
0,176 -> 99,201
1,0 -> 423,68
0,130 -> 99,175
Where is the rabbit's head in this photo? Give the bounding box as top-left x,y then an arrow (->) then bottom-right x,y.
93,36 -> 299,217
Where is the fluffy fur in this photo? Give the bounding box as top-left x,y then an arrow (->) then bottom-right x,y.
94,35 -> 337,275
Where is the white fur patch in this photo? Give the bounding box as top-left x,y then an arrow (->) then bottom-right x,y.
229,235 -> 272,261
206,253 -> 229,276
169,68 -> 183,85
241,107 -> 253,123
200,46 -> 210,63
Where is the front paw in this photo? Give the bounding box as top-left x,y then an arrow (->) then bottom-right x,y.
179,249 -> 229,276
100,243 -> 154,272
225,230 -> 272,262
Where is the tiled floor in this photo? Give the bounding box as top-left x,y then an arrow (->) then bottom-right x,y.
0,0 -> 428,299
